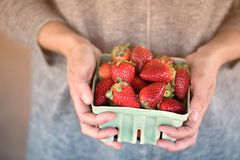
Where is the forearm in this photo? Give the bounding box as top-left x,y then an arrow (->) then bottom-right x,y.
196,29 -> 240,67
0,0 -> 64,50
38,21 -> 90,57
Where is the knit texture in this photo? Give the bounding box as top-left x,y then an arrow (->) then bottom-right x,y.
1,0 -> 240,160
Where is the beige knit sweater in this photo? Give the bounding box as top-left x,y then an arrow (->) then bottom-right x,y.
0,0 -> 240,56
1,1 -> 240,159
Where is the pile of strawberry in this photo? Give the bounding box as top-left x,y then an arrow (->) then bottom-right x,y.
94,43 -> 190,114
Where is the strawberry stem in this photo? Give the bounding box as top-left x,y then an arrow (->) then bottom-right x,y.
115,85 -> 122,92
116,77 -> 122,83
164,82 -> 174,98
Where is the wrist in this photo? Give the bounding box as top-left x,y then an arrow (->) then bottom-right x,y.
62,33 -> 92,57
194,44 -> 225,71
197,29 -> 240,67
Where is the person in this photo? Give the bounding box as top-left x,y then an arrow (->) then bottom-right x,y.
1,0 -> 240,159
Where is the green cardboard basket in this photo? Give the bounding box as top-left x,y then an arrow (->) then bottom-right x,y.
91,54 -> 190,145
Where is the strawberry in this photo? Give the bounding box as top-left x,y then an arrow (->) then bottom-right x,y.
159,98 -> 185,114
174,64 -> 190,100
98,63 -> 112,79
140,63 -> 176,83
130,76 -> 147,93
139,82 -> 166,109
141,56 -> 175,71
111,60 -> 135,83
131,45 -> 153,71
111,43 -> 131,62
141,58 -> 162,71
106,82 -> 140,108
95,78 -> 114,106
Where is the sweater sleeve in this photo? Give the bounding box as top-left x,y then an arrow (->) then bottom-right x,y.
0,0 -> 65,51
220,0 -> 240,31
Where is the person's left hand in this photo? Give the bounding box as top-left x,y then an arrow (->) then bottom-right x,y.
156,47 -> 222,152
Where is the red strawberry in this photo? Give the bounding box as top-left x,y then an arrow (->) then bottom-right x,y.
111,60 -> 135,83
159,55 -> 175,65
111,43 -> 131,62
95,78 -> 114,106
106,82 -> 140,108
139,82 -> 166,109
141,56 -> 175,71
159,98 -> 185,114
141,58 -> 162,71
130,76 -> 147,93
131,45 -> 153,71
140,63 -> 176,83
98,63 -> 112,79
174,64 -> 190,100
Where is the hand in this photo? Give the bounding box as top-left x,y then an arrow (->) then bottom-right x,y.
156,47 -> 222,152
38,21 -> 122,149
66,39 -> 122,150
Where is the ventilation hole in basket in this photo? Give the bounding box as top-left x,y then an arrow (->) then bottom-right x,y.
137,129 -> 141,142
159,132 -> 163,140
113,128 -> 118,141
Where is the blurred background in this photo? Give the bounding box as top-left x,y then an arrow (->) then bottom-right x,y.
0,32 -> 30,160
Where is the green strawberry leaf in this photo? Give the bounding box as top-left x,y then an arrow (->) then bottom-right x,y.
164,90 -> 172,97
106,90 -> 113,101
115,85 -> 122,92
116,77 -> 122,83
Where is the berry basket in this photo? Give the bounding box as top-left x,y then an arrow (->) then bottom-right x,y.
91,54 -> 190,145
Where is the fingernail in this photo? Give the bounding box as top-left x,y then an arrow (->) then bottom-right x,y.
191,110 -> 198,122
82,93 -> 91,104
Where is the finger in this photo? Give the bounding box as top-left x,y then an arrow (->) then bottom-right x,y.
80,112 -> 116,126
189,79 -> 209,122
70,79 -> 93,105
159,120 -> 198,139
69,86 -> 91,117
81,124 -> 118,140
157,131 -> 198,152
68,59 -> 94,105
102,141 -> 123,150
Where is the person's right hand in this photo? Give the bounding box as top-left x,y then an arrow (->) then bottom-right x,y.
66,39 -> 122,150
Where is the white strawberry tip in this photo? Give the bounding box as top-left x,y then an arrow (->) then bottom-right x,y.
141,101 -> 154,109
156,103 -> 161,109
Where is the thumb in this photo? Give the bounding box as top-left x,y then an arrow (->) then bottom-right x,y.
189,82 -> 208,122
76,80 -> 93,105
